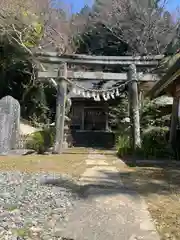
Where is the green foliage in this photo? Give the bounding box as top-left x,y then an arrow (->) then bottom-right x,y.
21,10 -> 43,48
26,127 -> 55,154
108,96 -> 129,130
141,127 -> 173,159
14,227 -> 30,238
0,38 -> 56,124
110,96 -> 171,135
116,127 -> 174,159
0,7 -> 56,125
76,22 -> 129,56
23,83 -> 52,124
116,135 -> 131,157
140,97 -> 171,129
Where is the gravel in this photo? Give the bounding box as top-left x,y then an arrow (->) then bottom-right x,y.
0,171 -> 79,239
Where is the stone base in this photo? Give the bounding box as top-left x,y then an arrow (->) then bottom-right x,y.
0,149 -> 36,156
63,141 -> 69,149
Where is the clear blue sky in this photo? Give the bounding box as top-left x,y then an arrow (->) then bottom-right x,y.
166,0 -> 180,11
63,0 -> 179,13
63,0 -> 93,13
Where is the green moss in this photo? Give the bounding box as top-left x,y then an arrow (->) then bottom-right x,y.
13,227 -> 30,237
26,127 -> 55,154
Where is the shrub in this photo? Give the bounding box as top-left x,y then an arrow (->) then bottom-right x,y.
116,127 -> 174,159
26,127 -> 55,154
141,127 -> 173,159
116,135 -> 132,157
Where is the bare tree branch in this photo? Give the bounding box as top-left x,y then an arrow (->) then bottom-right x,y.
0,0 -> 75,56
90,0 -> 179,55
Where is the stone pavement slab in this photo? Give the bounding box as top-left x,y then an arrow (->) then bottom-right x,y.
85,159 -> 108,166
60,152 -> 160,240
61,190 -> 159,240
80,165 -> 123,186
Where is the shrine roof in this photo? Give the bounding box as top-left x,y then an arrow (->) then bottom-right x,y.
147,54 -> 180,98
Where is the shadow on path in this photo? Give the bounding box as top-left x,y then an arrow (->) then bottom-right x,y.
40,166 -> 180,198
41,152 -> 162,240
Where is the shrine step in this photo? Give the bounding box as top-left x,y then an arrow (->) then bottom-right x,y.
71,131 -> 115,149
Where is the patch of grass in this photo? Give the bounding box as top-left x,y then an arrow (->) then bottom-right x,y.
13,227 -> 30,237
116,135 -> 132,158
0,149 -> 88,179
5,204 -> 18,211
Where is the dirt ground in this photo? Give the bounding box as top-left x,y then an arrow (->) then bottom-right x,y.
94,149 -> 180,240
113,159 -> 180,240
0,148 -> 88,179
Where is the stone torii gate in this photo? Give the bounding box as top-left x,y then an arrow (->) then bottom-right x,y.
35,52 -> 163,153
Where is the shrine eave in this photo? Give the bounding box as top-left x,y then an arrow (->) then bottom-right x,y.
147,55 -> 180,99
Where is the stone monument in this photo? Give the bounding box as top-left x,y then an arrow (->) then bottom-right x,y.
0,96 -> 20,155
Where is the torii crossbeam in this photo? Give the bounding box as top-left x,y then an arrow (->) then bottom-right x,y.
35,51 -> 163,154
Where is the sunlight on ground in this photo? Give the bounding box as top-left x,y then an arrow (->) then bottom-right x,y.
0,148 -> 179,239
96,150 -> 180,240
113,160 -> 180,240
0,151 -> 87,179
130,167 -> 180,240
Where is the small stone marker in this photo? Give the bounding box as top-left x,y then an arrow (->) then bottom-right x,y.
0,113 -> 12,155
0,96 -> 20,155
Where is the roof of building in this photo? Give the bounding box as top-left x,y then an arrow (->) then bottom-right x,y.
147,54 -> 180,98
153,96 -> 173,106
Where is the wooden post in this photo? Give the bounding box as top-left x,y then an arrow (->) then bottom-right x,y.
53,63 -> 67,154
128,64 -> 141,151
169,96 -> 179,146
81,106 -> 84,130
105,103 -> 109,131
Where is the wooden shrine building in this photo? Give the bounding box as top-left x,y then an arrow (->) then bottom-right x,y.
147,54 -> 180,147
67,80 -> 122,148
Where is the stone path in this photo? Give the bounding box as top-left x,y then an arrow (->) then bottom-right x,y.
61,150 -> 160,240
